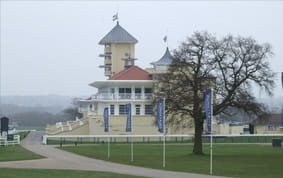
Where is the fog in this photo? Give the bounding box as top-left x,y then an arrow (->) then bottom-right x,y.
1,1 -> 283,99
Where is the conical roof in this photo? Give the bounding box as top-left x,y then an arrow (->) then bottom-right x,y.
151,47 -> 173,65
99,22 -> 138,44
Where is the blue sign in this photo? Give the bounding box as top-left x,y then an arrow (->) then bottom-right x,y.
104,108 -> 109,132
157,99 -> 165,133
204,90 -> 212,133
126,104 -> 132,132
281,72 -> 283,89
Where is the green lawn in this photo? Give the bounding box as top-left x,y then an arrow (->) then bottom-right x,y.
60,143 -> 283,178
0,131 -> 43,162
0,144 -> 44,161
47,136 -> 283,145
17,126 -> 46,131
14,131 -> 30,141
0,168 -> 145,178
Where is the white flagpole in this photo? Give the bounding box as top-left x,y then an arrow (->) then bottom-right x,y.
108,109 -> 110,160
163,98 -> 166,168
210,89 -> 213,175
131,103 -> 134,162
108,134 -> 110,160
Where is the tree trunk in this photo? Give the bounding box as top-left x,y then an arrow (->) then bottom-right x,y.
193,117 -> 204,155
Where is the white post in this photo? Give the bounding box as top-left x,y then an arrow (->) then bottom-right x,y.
131,136 -> 134,162
131,103 -> 134,162
43,135 -> 47,144
108,111 -> 110,160
163,98 -> 166,168
210,89 -> 213,175
108,135 -> 110,160
17,135 -> 20,144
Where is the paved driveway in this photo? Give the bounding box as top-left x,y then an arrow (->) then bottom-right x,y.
0,131 -> 226,178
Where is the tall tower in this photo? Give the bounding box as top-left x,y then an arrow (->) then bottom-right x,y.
99,22 -> 138,78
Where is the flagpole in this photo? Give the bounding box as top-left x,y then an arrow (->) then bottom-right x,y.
163,98 -> 166,168
131,103 -> 134,162
108,133 -> 110,160
210,89 -> 213,175
108,108 -> 110,160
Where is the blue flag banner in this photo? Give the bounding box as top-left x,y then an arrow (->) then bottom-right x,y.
126,104 -> 132,132
204,90 -> 212,133
281,72 -> 283,89
104,108 -> 109,132
157,99 -> 165,133
281,111 -> 283,127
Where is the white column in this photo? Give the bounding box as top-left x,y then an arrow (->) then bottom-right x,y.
140,103 -> 144,115
115,103 -> 119,115
131,86 -> 135,100
115,87 -> 119,100
141,86 -> 145,100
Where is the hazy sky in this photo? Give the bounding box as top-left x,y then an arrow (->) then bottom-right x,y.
1,1 -> 283,98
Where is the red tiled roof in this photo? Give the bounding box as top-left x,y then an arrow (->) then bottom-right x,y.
252,114 -> 281,125
109,66 -> 152,80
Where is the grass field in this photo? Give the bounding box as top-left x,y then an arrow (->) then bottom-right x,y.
0,144 -> 44,162
14,131 -> 30,141
46,136 -> 283,145
16,126 -> 46,131
0,168 -> 145,178
60,143 -> 283,178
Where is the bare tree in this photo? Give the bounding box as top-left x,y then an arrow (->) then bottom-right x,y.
154,32 -> 275,154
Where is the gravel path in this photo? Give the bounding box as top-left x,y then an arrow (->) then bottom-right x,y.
0,131 -> 226,178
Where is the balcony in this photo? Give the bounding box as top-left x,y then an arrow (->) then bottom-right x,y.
91,93 -> 153,101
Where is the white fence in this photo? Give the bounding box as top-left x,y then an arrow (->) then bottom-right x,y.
42,134 -> 283,145
0,135 -> 20,146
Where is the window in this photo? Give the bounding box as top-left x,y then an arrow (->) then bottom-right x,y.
135,88 -> 141,93
265,125 -> 276,131
105,67 -> 111,71
110,88 -> 115,94
119,88 -> 131,93
135,104 -> 141,115
110,105 -> 115,115
105,56 -> 111,60
119,105 -> 128,115
144,88 -> 152,99
105,44 -> 111,48
145,105 -> 153,115
135,88 -> 142,99
145,88 -> 152,94
89,104 -> 93,111
99,88 -> 108,93
119,88 -> 131,99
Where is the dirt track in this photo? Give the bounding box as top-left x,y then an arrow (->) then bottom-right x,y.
0,131 -> 225,178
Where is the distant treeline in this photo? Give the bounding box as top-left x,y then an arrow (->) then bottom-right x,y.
1,104 -> 80,127
1,104 -> 64,115
7,111 -> 71,126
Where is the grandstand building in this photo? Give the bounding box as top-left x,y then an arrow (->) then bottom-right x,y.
45,21 -> 192,135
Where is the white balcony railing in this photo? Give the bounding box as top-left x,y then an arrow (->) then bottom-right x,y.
91,93 -> 153,101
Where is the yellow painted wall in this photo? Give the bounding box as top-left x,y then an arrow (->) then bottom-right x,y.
254,125 -> 281,134
111,43 -> 135,76
89,115 -> 161,135
59,124 -> 89,135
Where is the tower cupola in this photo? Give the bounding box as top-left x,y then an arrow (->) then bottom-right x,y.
99,22 -> 138,78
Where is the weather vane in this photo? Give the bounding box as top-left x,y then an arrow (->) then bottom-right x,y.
113,12 -> 119,24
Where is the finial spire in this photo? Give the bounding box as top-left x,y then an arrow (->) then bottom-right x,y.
163,28 -> 169,47
113,12 -> 118,22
